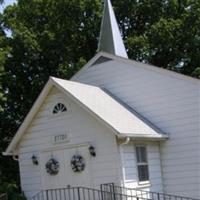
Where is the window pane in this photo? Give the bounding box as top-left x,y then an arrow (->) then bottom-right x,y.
136,147 -> 140,162
140,147 -> 147,162
52,103 -> 67,114
136,146 -> 147,163
138,165 -> 149,182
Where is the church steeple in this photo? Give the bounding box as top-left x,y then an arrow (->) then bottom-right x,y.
98,0 -> 128,58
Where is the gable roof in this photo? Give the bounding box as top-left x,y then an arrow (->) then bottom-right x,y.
71,51 -> 200,84
3,77 -> 167,155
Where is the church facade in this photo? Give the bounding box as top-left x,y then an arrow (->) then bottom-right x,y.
3,0 -> 200,199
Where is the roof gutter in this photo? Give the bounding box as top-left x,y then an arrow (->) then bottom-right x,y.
117,133 -> 169,141
2,152 -> 13,156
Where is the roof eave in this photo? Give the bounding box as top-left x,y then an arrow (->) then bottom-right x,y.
97,52 -> 200,84
72,51 -> 200,84
3,78 -> 54,156
2,152 -> 14,156
4,76 -> 169,156
51,77 -> 122,136
117,133 -> 169,141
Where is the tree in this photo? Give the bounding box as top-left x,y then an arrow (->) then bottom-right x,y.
113,0 -> 200,78
0,0 -> 102,187
0,0 -> 200,190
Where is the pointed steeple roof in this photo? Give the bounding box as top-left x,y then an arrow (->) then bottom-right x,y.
98,0 -> 128,58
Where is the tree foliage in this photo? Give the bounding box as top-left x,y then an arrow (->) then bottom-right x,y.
0,182 -> 26,200
0,0 -> 102,190
113,0 -> 200,77
0,0 -> 200,192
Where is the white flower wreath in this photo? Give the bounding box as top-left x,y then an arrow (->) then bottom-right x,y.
71,154 -> 85,172
45,158 -> 60,175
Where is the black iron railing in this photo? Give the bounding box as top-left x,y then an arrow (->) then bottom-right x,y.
31,184 -> 200,200
31,186 -> 146,200
0,194 -> 7,200
101,183 -> 199,200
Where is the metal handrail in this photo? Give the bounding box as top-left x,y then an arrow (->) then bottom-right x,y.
101,183 -> 200,200
31,186 -> 147,200
31,184 -> 200,200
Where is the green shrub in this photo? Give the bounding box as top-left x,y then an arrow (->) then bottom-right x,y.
0,182 -> 26,200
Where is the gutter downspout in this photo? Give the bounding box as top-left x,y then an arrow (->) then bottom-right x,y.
120,137 -> 130,145
119,136 -> 130,187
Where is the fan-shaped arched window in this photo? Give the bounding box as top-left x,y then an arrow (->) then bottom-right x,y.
53,103 -> 67,114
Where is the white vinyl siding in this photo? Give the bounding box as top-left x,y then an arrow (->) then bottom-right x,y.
121,143 -> 163,192
18,87 -> 122,199
73,59 -> 199,198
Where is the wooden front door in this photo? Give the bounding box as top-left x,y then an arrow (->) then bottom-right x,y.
41,145 -> 91,190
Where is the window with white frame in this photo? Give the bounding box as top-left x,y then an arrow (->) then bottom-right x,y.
135,146 -> 149,182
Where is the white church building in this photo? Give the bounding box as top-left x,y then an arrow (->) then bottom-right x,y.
3,0 -> 200,199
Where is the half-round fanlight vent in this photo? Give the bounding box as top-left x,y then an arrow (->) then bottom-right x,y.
53,103 -> 67,114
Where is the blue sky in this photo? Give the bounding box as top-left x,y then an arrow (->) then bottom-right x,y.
0,0 -> 16,13
0,0 -> 17,36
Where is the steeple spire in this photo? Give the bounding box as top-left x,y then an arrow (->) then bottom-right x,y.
98,0 -> 128,58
